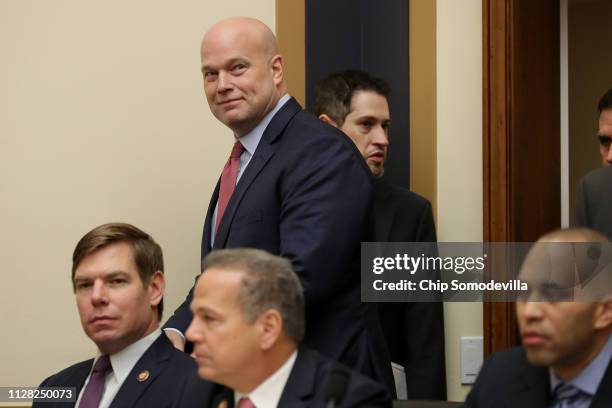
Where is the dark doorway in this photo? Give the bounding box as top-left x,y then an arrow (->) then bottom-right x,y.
305,0 -> 410,189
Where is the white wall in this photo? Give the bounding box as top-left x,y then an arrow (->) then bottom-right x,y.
436,0 -> 484,401
0,0 -> 275,390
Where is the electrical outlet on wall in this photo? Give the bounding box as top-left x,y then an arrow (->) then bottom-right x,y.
461,336 -> 483,385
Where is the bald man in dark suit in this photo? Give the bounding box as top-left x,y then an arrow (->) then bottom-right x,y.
163,17 -> 394,392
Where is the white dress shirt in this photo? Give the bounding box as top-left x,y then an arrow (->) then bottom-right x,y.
75,329 -> 162,408
234,351 -> 297,408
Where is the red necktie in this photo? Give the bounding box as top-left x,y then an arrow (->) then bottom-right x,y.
236,397 -> 256,408
216,141 -> 245,233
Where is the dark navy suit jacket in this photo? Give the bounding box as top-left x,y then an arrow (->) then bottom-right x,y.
173,347 -> 391,408
33,334 -> 197,408
464,347 -> 612,408
573,165 -> 612,239
373,179 -> 447,400
165,97 -> 393,390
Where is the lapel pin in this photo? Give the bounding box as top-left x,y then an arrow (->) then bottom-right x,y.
216,400 -> 228,408
137,370 -> 150,382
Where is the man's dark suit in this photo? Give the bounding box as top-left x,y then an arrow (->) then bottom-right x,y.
166,97 -> 393,389
173,347 -> 391,408
373,179 -> 447,400
464,347 -> 612,408
573,166 -> 612,239
33,334 -> 197,408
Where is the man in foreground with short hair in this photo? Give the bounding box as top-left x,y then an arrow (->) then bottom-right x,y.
34,223 -> 196,408
164,17 -> 394,391
174,248 -> 391,408
313,70 -> 446,400
465,228 -> 612,407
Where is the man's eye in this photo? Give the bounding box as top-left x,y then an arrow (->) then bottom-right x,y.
76,282 -> 92,290
360,122 -> 373,129
110,278 -> 126,285
598,135 -> 612,148
233,64 -> 247,73
203,71 -> 218,80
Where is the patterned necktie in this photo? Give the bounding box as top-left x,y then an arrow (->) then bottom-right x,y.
216,141 -> 245,233
236,397 -> 256,408
550,382 -> 591,408
79,355 -> 112,408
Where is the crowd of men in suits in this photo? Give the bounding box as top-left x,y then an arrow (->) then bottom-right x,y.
33,16 -> 611,408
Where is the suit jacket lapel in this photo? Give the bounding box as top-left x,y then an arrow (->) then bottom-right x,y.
508,364 -> 550,408
109,335 -> 172,408
277,348 -> 316,408
213,98 -> 302,249
592,358 -> 612,408
210,386 -> 234,408
202,179 -> 221,256
67,360 -> 94,407
373,179 -> 395,241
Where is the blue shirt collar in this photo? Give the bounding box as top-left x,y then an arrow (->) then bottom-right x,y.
549,333 -> 612,396
237,94 -> 291,155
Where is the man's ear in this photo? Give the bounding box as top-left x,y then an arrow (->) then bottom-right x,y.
318,114 -> 338,128
148,271 -> 165,309
257,309 -> 283,350
594,298 -> 612,330
270,54 -> 284,86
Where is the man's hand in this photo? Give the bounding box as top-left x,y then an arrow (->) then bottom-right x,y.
164,329 -> 186,351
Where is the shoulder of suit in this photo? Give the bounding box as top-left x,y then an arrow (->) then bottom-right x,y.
286,110 -> 362,151
582,165 -> 612,189
152,334 -> 197,371
375,179 -> 431,207
38,358 -> 94,387
179,370 -> 220,403
300,347 -> 387,390
274,110 -> 371,178
167,345 -> 198,368
478,347 -> 534,383
170,349 -> 198,371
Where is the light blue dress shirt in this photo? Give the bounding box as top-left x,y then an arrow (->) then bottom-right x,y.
548,334 -> 612,408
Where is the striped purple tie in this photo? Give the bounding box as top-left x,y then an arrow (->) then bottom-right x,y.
79,355 -> 111,408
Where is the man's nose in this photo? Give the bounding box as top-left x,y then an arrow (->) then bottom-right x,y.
91,280 -> 109,305
522,301 -> 543,320
372,127 -> 389,147
185,320 -> 195,342
185,317 -> 206,344
606,145 -> 612,165
217,72 -> 232,94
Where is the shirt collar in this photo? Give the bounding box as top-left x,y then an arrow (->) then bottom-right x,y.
549,333 -> 612,396
234,350 -> 297,408
102,328 -> 162,386
237,94 -> 291,156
